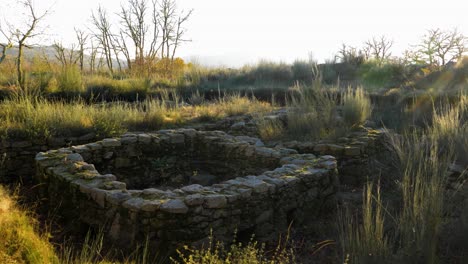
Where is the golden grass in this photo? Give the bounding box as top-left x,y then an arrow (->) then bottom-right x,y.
0,186 -> 59,264
0,94 -> 273,140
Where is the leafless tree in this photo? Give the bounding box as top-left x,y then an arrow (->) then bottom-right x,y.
89,41 -> 99,74
53,41 -> 79,67
1,0 -> 50,89
336,43 -> 365,65
119,0 -> 148,68
415,28 -> 466,66
364,36 -> 393,65
0,26 -> 13,64
91,6 -> 115,75
75,28 -> 88,71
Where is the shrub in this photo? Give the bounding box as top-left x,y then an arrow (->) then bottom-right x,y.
172,233 -> 295,264
56,65 -> 84,94
342,87 -> 372,127
358,61 -> 406,90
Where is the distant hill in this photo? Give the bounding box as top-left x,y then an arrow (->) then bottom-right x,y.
0,45 -> 123,69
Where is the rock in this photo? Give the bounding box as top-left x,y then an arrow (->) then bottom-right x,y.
12,141 -> 33,148
121,136 -> 138,145
344,147 -> 360,156
66,153 -> 84,162
78,132 -> 96,142
137,134 -> 152,144
185,194 -> 204,206
181,184 -> 204,193
169,133 -> 185,144
203,195 -> 227,208
122,198 -> 145,210
230,121 -> 246,130
191,172 -> 217,186
141,200 -> 164,212
160,199 -> 189,214
102,138 -> 121,147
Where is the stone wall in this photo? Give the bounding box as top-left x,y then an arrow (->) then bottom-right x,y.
0,133 -> 98,184
279,128 -> 394,186
35,129 -> 339,249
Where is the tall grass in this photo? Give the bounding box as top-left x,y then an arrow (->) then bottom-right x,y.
0,93 -> 272,140
56,66 -> 84,94
285,80 -> 338,140
338,95 -> 464,263
342,87 -> 372,128
0,186 -> 59,264
339,182 -> 391,264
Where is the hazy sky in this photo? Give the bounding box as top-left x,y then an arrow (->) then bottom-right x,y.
2,0 -> 467,66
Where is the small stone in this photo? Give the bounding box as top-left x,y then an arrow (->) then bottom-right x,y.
102,138 -> 121,147
141,200 -> 164,212
160,199 -> 189,214
78,132 -> 96,141
66,153 -> 84,162
122,198 -> 145,210
230,121 -> 245,129
121,136 -> 138,144
86,143 -> 103,150
12,141 -> 32,148
103,152 -> 114,159
185,194 -> 204,206
181,184 -> 204,193
344,147 -> 360,156
203,195 -> 227,209
138,134 -> 152,144
169,133 -> 185,144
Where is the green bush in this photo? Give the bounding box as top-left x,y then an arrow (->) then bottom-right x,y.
359,61 -> 405,90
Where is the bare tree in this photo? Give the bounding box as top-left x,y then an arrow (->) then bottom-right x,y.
170,8 -> 192,61
158,0 -> 192,60
1,0 -> 50,89
414,28 -> 466,66
119,0 -> 148,69
75,28 -> 88,71
364,36 -> 393,65
53,41 -> 79,67
91,6 -> 115,75
336,43 -> 365,65
0,26 -> 13,64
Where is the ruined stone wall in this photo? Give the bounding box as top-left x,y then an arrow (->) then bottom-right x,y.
0,133 -> 98,183
281,128 -> 394,186
35,129 -> 339,249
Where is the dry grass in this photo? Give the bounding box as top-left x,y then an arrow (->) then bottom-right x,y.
0,186 -> 59,264
0,93 -> 272,140
342,87 -> 372,127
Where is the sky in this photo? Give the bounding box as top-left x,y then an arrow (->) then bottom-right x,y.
1,0 -> 467,67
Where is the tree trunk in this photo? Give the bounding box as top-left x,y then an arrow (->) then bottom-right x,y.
17,43 -> 24,89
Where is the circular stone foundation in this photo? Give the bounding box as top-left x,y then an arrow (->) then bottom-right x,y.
36,129 -> 339,248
